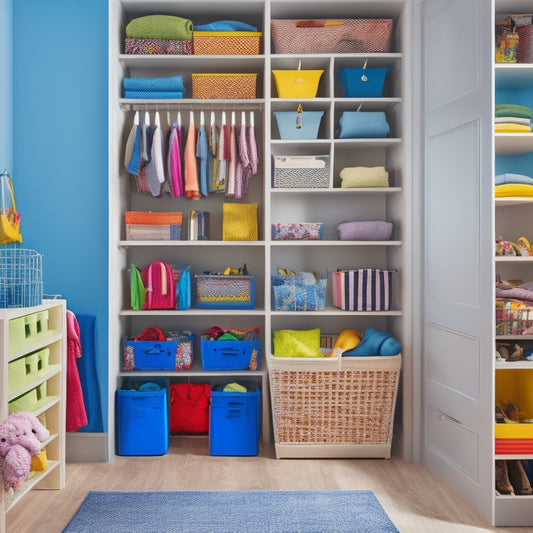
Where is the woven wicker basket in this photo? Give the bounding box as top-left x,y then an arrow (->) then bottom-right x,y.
267,353 -> 401,458
193,31 -> 262,55
192,73 -> 257,99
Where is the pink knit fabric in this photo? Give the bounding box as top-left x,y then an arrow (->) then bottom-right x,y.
66,310 -> 88,432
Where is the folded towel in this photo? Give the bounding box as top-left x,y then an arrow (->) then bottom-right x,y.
340,166 -> 389,188
495,173 -> 533,186
194,20 -> 258,32
495,104 -> 532,119
126,15 -> 193,41
123,75 -> 185,92
495,116 -> 531,125
495,183 -> 533,197
272,328 -> 323,358
494,123 -> 532,133
124,91 -> 184,100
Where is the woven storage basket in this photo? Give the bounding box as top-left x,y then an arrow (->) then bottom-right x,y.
273,155 -> 330,188
192,73 -> 257,99
195,274 -> 256,309
517,25 -> 533,62
124,38 -> 192,55
267,353 -> 401,458
193,31 -> 262,55
271,19 -> 393,54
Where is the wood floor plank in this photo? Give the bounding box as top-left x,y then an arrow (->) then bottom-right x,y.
5,437 -> 533,532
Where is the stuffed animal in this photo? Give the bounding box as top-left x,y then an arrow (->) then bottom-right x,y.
0,411 -> 49,490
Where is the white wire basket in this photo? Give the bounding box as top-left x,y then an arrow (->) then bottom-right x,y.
0,248 -> 43,308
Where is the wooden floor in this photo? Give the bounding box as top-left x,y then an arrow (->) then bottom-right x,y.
5,437 -> 533,533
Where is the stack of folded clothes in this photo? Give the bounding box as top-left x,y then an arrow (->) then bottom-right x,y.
122,75 -> 186,99
495,103 -> 532,133
124,14 -> 193,55
495,172 -> 533,197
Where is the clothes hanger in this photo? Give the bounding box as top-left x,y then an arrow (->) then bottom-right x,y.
249,111 -> 254,127
144,110 -> 150,127
133,110 -> 139,125
155,110 -> 161,128
231,111 -> 236,127
190,110 -> 195,127
211,111 -> 216,128
200,111 -> 205,127
241,111 -> 246,127
177,111 -> 182,128
222,111 -> 226,126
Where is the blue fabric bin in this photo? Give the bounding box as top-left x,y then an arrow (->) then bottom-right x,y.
116,387 -> 169,456
200,339 -> 261,370
209,388 -> 261,456
338,67 -> 389,97
338,111 -> 390,139
274,111 -> 324,140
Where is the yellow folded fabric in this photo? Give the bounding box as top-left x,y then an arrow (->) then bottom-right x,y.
339,166 -> 389,188
495,184 -> 533,197
223,203 -> 258,241
494,123 -> 532,133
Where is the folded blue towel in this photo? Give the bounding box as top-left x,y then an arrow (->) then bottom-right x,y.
343,328 -> 401,357
495,173 -> 533,186
123,75 -> 185,92
194,20 -> 258,32
124,91 -> 184,100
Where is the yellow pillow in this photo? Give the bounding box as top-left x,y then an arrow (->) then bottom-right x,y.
223,203 -> 258,241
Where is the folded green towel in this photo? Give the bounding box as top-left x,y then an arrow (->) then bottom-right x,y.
223,382 -> 247,393
126,15 -> 193,41
273,328 -> 322,358
495,104 -> 532,119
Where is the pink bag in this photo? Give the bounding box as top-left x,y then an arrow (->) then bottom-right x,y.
142,261 -> 176,309
271,19 -> 393,54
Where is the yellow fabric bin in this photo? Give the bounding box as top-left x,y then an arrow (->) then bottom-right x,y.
272,70 -> 324,98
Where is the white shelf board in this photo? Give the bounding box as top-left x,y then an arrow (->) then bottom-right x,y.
120,309 -> 266,316
270,240 -> 402,246
495,134 -> 533,156
495,256 -> 533,262
496,197 -> 533,206
119,240 -> 266,248
270,187 -> 402,194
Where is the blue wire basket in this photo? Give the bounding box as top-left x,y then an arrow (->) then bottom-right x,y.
0,247 -> 43,308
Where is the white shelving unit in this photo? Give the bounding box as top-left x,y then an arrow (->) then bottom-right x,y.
0,300 -> 66,533
108,0 -> 412,460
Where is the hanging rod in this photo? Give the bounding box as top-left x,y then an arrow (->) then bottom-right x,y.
120,100 -> 265,111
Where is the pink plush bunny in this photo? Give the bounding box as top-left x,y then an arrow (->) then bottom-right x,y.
0,411 -> 49,490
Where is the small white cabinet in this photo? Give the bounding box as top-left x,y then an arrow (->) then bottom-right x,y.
0,299 -> 66,533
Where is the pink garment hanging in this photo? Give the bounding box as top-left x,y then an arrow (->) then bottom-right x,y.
238,124 -> 251,197
66,310 -> 88,432
168,124 -> 183,197
226,125 -> 238,196
184,122 -> 200,199
248,123 -> 259,175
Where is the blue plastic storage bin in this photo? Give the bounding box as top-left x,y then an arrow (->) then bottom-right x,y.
338,67 -> 389,97
200,339 -> 261,370
274,111 -> 324,140
116,388 -> 169,456
123,335 -> 194,371
209,388 -> 261,456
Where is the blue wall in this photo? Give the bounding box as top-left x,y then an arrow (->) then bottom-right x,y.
0,0 -> 12,171
12,0 -> 109,431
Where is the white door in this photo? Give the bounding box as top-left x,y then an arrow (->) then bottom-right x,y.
421,0 -> 494,523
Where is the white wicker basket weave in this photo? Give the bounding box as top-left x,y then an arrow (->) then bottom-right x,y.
267,352 -> 401,458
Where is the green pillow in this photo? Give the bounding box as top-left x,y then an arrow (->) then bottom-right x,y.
273,328 -> 322,357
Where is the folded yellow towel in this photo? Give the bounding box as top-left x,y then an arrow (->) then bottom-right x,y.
495,184 -> 533,197
339,166 -> 389,188
494,123 -> 532,133
31,450 -> 48,472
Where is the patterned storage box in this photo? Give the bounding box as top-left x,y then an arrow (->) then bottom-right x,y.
195,274 -> 256,309
273,155 -> 330,188
496,307 -> 533,335
192,73 -> 257,99
123,333 -> 194,371
271,19 -> 393,54
193,31 -> 262,55
271,271 -> 327,311
124,38 -> 192,55
125,211 -> 183,241
271,223 -> 324,240
332,268 -> 395,311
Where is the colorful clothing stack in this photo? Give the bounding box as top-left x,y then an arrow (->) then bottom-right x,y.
123,75 -> 186,99
495,103 -> 532,133
495,172 -> 533,197
124,14 -> 193,55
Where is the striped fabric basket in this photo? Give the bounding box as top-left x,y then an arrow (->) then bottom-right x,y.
332,268 -> 395,311
125,211 -> 183,241
194,274 -> 256,309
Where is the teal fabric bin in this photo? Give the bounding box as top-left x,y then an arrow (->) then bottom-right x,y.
116,388 -> 169,456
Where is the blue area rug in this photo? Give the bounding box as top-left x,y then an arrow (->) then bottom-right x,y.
62,490 -> 398,532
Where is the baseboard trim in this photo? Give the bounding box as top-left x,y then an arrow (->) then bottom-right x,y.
66,432 -> 109,463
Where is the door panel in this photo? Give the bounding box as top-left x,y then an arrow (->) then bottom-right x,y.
422,0 -> 493,523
